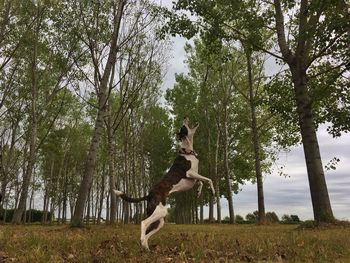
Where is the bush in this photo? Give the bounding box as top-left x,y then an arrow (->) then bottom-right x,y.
266,212 -> 279,223
281,214 -> 301,224
0,209 -> 53,223
235,215 -> 244,224
245,211 -> 258,223
222,216 -> 231,224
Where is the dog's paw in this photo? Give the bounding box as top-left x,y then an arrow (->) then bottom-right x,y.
140,239 -> 150,251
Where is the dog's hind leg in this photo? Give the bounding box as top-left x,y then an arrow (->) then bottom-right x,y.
141,218 -> 165,250
140,203 -> 167,250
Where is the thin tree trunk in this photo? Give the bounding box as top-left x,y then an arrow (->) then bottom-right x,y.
71,0 -> 126,227
62,167 -> 68,224
86,188 -> 91,225
12,10 -> 40,223
107,104 -> 117,223
123,123 -> 129,224
246,49 -> 265,224
106,191 -> 110,223
214,129 -> 221,223
97,165 -> 105,224
42,192 -> 48,224
206,119 -> 214,223
223,106 -> 234,224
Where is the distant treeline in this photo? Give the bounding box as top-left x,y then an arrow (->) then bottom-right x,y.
0,209 -> 53,223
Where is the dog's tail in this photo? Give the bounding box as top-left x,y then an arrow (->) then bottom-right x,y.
113,190 -> 148,203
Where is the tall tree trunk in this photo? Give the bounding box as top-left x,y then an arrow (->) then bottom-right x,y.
12,11 -> 39,223
42,192 -> 48,224
71,0 -> 126,227
62,167 -> 68,224
274,0 -> 334,223
291,66 -> 334,222
97,165 -> 105,224
246,50 -> 265,224
106,191 -> 110,223
223,106 -> 234,224
1,121 -> 18,211
107,104 -> 117,223
123,122 -> 129,224
206,117 -> 214,223
214,129 -> 221,223
199,201 -> 203,223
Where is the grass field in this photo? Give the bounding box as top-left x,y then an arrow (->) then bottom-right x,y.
0,223 -> 350,262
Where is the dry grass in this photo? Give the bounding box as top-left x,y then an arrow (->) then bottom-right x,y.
0,223 -> 350,262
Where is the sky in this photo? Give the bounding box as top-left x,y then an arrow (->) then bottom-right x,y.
161,35 -> 350,221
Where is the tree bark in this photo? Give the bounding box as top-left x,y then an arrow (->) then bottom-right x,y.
107,104 -> 117,223
223,105 -> 234,224
97,164 -> 105,223
291,65 -> 334,222
71,0 -> 126,227
246,49 -> 265,224
207,127 -> 214,223
214,129 -> 221,223
12,11 -> 39,223
274,0 -> 334,222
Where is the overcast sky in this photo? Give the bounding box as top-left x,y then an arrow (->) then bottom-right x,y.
161,35 -> 350,221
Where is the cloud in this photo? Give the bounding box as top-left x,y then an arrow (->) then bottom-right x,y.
232,126 -> 350,221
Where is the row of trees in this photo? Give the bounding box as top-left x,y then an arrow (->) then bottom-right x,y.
0,0 -> 348,225
159,0 -> 349,223
0,0 -> 174,225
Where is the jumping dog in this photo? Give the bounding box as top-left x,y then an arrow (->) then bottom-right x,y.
114,117 -> 215,250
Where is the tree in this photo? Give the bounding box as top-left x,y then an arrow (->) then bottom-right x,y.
160,0 -> 349,223
246,211 -> 258,223
8,0 -> 84,224
281,214 -> 291,223
235,214 -> 244,224
71,0 -> 126,227
266,212 -> 279,223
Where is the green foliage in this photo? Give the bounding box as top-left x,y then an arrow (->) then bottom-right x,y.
142,105 -> 173,184
246,211 -> 258,223
266,211 -> 280,223
166,36 -> 281,221
235,214 -> 244,224
0,209 -> 52,223
281,214 -> 301,224
161,0 -> 350,139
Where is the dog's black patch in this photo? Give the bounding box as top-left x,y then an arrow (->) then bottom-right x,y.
146,220 -> 160,235
176,125 -> 188,141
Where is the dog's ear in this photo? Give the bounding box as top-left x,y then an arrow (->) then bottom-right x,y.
183,117 -> 189,126
177,125 -> 188,140
192,122 -> 199,132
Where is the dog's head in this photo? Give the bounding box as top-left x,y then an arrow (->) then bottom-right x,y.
177,117 -> 199,142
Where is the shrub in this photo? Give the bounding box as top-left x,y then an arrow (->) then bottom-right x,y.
235,214 -> 244,224
281,214 -> 301,224
0,209 -> 53,223
266,212 -> 279,223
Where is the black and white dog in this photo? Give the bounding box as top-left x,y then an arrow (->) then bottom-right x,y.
114,117 -> 215,250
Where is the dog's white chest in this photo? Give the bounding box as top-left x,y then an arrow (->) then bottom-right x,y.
168,154 -> 199,195
183,154 -> 199,173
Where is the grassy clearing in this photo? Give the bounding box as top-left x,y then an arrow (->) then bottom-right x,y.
0,224 -> 350,262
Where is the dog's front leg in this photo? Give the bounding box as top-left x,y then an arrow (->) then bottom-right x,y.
187,171 -> 215,196
197,181 -> 203,198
